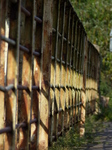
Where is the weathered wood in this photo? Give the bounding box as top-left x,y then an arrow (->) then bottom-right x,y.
0,0 -> 101,149
0,1 -> 5,149
17,1 -> 32,149
37,0 -> 52,149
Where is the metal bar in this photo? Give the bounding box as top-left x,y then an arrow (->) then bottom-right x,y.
0,36 -> 31,54
19,44 -> 30,53
0,35 -> 16,45
0,86 -> 6,92
63,37 -> 67,41
21,6 -> 42,24
33,51 -> 41,56
17,85 -> 29,90
30,118 -> 37,124
16,122 -> 27,129
62,60 -> 65,64
0,126 -> 12,134
51,56 -> 55,60
21,5 -> 31,16
58,108 -> 63,113
5,84 -> 14,91
58,32 -> 62,38
52,28 -> 56,33
32,85 -> 40,90
34,16 -> 42,24
57,58 -> 60,62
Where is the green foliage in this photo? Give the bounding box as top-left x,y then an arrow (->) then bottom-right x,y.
70,0 -> 112,95
49,116 -> 105,150
96,97 -> 112,121
71,0 -> 112,54
100,72 -> 111,96
49,127 -> 87,150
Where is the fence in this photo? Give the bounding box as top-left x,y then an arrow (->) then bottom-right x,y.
0,0 -> 100,149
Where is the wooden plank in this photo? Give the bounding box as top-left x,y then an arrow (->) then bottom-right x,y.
72,15 -> 77,125
29,0 -> 39,149
53,1 -> 60,139
78,26 -> 83,122
64,4 -> 70,130
5,1 -> 21,149
0,0 -> 5,149
80,33 -> 87,136
59,1 -> 66,133
73,17 -> 78,124
37,0 -> 52,149
49,1 -> 60,145
17,1 -> 32,149
29,0 -> 43,148
75,21 -> 80,122
69,12 -> 75,127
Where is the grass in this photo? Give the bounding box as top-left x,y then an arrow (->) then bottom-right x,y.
49,97 -> 112,150
49,115 -> 105,150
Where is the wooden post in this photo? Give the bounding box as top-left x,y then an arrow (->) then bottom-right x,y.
38,0 -> 52,149
0,0 -> 5,149
80,35 -> 87,136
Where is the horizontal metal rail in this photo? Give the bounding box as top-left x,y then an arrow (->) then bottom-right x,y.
0,84 -> 14,92
0,36 -> 41,57
21,6 -> 42,24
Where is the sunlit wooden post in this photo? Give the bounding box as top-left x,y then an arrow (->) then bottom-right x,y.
80,34 -> 87,136
38,0 -> 52,149
0,0 -> 5,149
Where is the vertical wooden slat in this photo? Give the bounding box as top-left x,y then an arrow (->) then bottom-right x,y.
31,0 -> 43,149
59,1 -> 66,134
5,1 -> 21,149
38,0 -> 52,149
77,24 -> 81,122
64,4 -> 70,130
67,8 -> 72,129
78,26 -> 83,122
75,21 -> 80,123
80,31 -> 87,136
30,0 -> 38,149
0,0 -> 5,149
49,1 -> 60,145
17,1 -> 32,149
70,15 -> 75,127
52,0 -> 60,141
73,17 -> 78,124
72,15 -> 77,126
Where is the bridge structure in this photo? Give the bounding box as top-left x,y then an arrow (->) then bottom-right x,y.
0,0 -> 101,149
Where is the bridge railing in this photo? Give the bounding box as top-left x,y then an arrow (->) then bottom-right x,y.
0,0 -> 100,149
